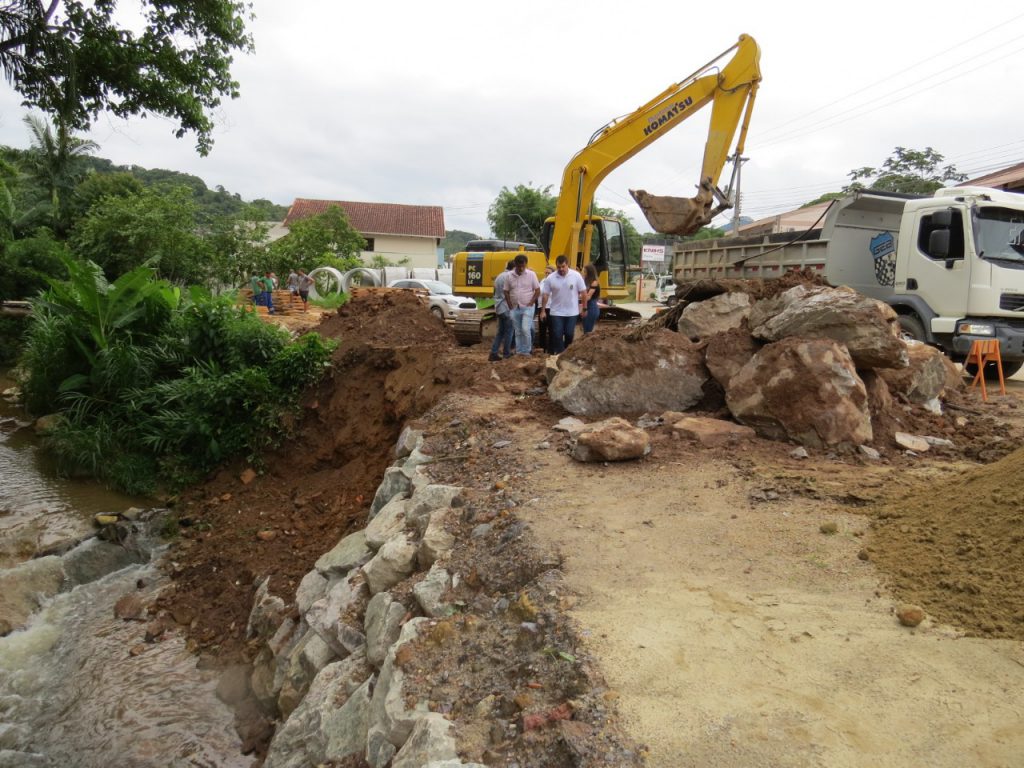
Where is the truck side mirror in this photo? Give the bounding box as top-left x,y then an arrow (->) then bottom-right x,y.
929,229 -> 950,261
931,209 -> 953,228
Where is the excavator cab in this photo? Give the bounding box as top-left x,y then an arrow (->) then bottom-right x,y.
541,215 -> 630,295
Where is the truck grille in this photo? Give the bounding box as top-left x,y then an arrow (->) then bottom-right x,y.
999,294 -> 1024,311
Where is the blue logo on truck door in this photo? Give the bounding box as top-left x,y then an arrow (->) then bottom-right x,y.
870,232 -> 896,287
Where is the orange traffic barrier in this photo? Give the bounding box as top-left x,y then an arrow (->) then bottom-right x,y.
964,339 -> 1005,402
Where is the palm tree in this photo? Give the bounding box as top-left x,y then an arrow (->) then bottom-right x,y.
21,113 -> 98,235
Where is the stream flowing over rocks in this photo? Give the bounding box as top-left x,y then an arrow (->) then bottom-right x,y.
0,515 -> 247,768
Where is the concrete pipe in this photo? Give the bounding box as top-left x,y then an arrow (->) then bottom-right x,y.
341,268 -> 382,293
306,267 -> 344,300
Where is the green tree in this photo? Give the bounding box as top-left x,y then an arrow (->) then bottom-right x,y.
68,171 -> 144,224
70,185 -> 209,283
202,205 -> 270,287
0,1 -> 254,155
268,205 -> 366,275
845,147 -> 967,195
19,114 -> 98,234
0,227 -> 70,301
487,184 -> 556,241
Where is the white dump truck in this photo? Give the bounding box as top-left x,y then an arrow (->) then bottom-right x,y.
672,186 -> 1024,375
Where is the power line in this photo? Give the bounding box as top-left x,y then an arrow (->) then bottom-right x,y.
755,43 -> 1024,150
756,12 -> 1024,140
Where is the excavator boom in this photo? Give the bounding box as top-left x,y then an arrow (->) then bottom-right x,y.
548,34 -> 761,265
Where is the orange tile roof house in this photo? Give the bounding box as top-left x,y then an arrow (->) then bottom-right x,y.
963,162 -> 1024,193
283,199 -> 446,269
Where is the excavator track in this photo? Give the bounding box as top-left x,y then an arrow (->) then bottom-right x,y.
452,310 -> 497,346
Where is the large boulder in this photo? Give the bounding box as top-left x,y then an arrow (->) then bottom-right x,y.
549,329 -> 708,416
878,339 -> 963,403
704,329 -> 760,388
749,285 -> 907,369
263,652 -> 374,768
677,292 -> 751,340
725,338 -> 873,448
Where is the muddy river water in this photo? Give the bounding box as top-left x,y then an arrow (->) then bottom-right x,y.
0,370 -> 248,767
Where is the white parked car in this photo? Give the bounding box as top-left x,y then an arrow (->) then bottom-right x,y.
387,278 -> 477,320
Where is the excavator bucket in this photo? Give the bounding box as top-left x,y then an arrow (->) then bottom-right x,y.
630,181 -> 716,237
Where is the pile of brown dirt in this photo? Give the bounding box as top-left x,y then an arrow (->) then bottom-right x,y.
867,445 -> 1024,639
156,290 -> 476,662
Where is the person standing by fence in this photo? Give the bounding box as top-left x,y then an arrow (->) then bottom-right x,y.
297,269 -> 314,312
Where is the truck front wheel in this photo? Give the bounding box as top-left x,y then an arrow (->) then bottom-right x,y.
897,314 -> 927,342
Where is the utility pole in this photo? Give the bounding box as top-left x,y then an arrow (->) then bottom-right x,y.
730,153 -> 748,236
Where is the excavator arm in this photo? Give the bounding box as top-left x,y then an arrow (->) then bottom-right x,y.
547,34 -> 761,267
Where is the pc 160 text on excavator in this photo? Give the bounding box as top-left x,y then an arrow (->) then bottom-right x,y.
451,34 -> 762,344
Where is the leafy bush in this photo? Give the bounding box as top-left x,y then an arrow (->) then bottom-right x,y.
22,257 -> 337,493
310,291 -> 349,310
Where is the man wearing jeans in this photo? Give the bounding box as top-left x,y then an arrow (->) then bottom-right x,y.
488,260 -> 515,361
539,255 -> 587,354
503,254 -> 540,356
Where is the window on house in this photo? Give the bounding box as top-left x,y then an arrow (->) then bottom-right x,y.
364,238 -> 375,252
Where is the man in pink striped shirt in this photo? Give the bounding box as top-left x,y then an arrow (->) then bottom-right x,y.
503,254 -> 541,355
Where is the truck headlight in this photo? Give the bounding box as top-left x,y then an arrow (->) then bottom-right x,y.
958,322 -> 995,336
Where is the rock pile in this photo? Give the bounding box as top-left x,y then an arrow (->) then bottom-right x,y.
550,281 -> 963,451
242,425 -> 641,767
246,426 -> 473,768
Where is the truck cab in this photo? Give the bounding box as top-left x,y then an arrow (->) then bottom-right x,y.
857,187 -> 1024,369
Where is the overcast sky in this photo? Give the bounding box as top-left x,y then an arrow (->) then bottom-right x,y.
1,1 -> 1022,237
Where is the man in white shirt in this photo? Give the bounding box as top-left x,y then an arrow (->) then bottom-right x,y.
539,255 -> 587,354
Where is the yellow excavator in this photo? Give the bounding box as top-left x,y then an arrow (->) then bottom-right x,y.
451,34 -> 761,344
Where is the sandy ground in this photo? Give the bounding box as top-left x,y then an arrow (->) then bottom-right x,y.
513,417 -> 1024,767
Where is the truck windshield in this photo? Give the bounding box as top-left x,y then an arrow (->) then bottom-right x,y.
975,206 -> 1024,264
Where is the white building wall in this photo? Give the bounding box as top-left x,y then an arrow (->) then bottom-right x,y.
363,234 -> 439,269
